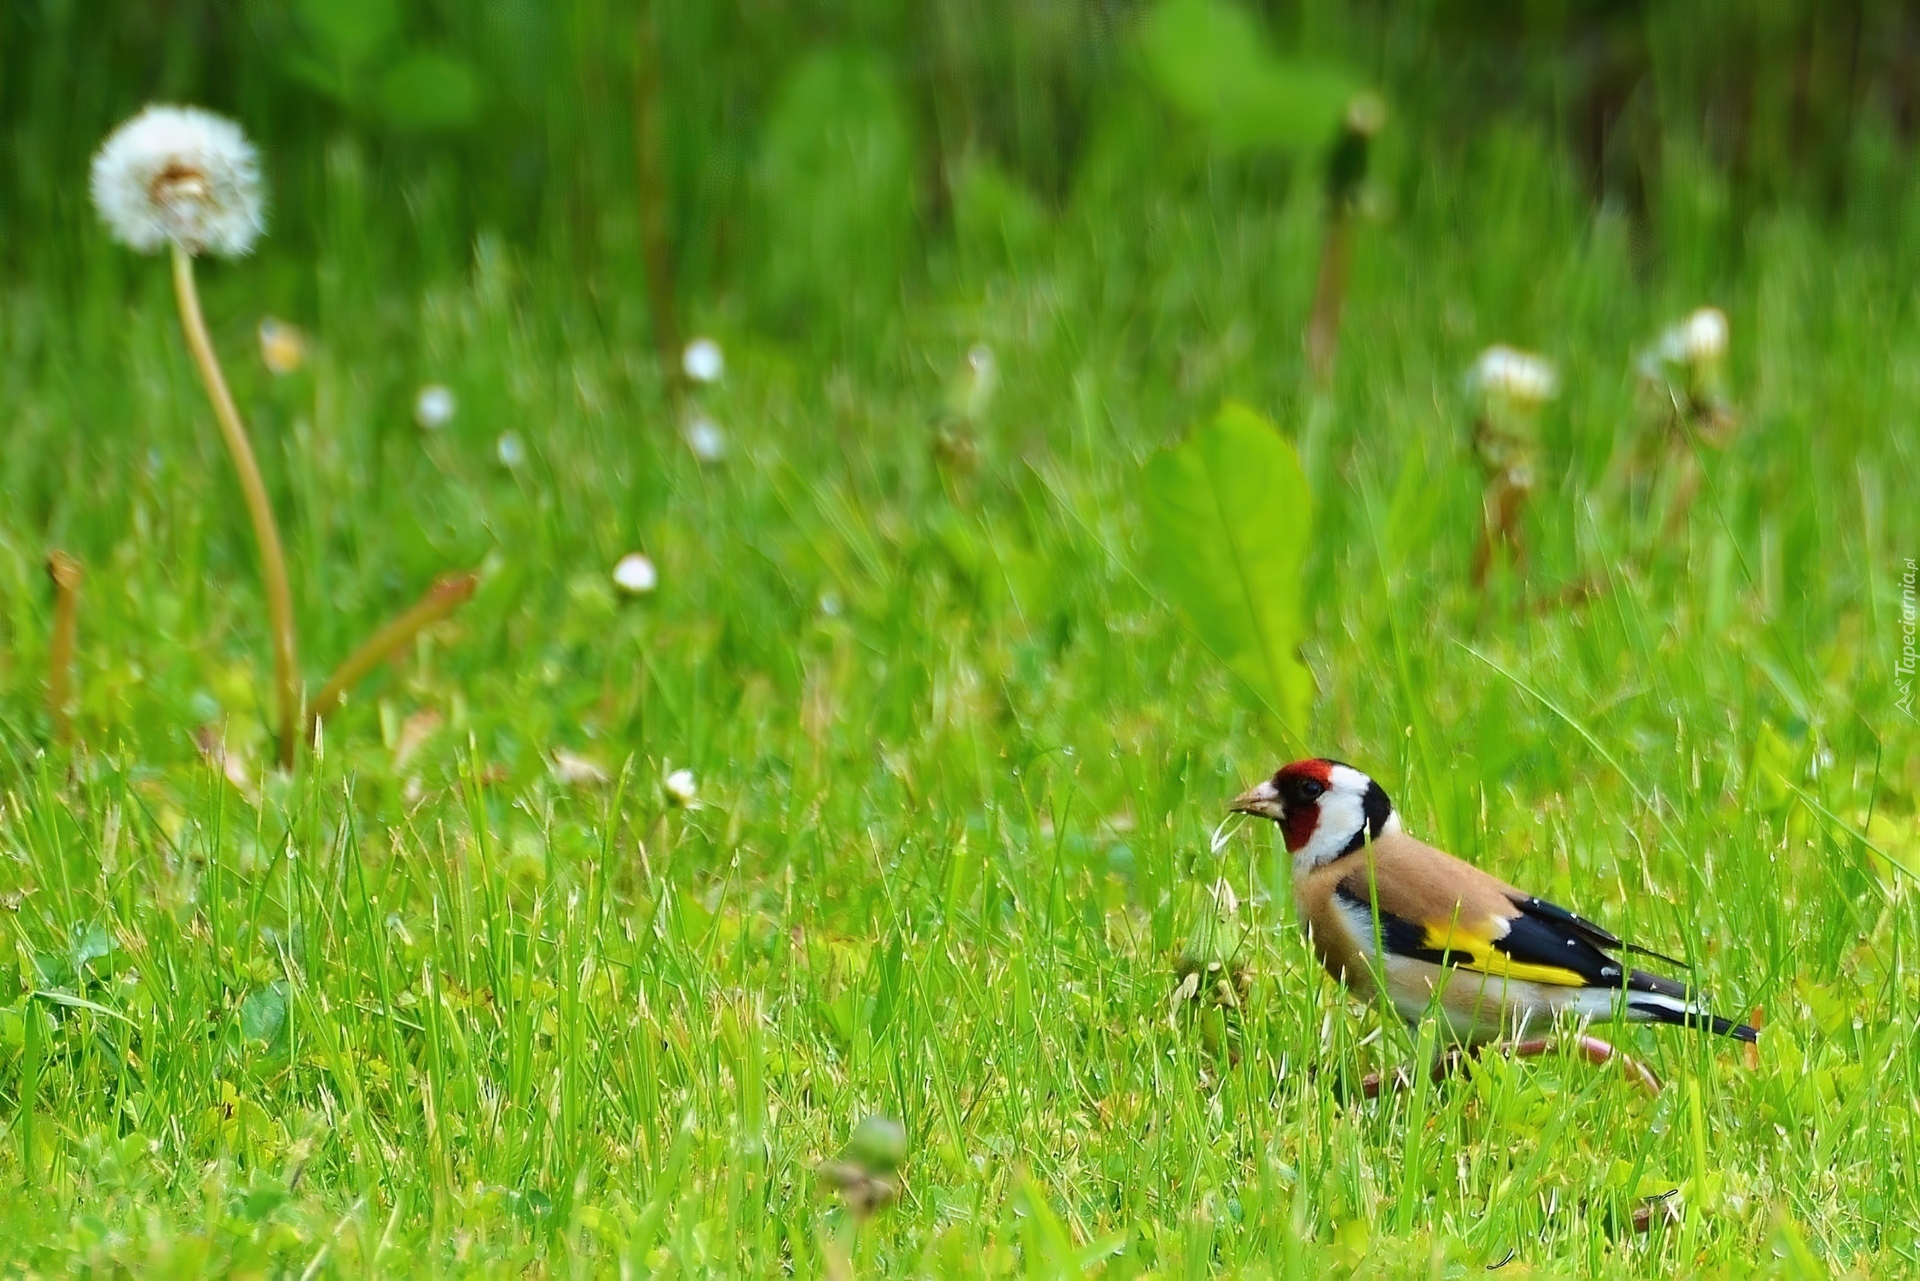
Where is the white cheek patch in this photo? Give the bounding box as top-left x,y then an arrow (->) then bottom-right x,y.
1294,764 -> 1378,873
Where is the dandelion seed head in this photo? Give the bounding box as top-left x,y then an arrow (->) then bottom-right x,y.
613,553 -> 658,595
682,337 -> 724,384
664,768 -> 699,806
683,414 -> 726,462
415,384 -> 457,430
1467,345 -> 1557,407
91,104 -> 264,257
1680,307 -> 1728,366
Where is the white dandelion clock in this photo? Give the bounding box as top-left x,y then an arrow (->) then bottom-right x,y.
91,105 -> 265,258
92,104 -> 302,768
1639,306 -> 1735,446
664,767 -> 699,807
1466,345 -> 1558,408
682,337 -> 724,384
1643,306 -> 1730,380
612,552 -> 658,595
1681,307 -> 1728,366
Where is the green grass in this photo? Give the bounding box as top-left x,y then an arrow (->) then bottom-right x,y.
2,123 -> 1918,1277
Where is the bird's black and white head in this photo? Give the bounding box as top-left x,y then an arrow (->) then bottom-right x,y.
1230,758 -> 1397,873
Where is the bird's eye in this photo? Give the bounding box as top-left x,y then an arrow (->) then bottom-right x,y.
1292,779 -> 1325,802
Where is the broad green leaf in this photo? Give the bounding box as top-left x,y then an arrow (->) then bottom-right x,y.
755,51 -> 915,331
295,0 -> 399,68
1141,0 -> 1356,154
380,51 -> 483,132
1142,401 -> 1314,732
240,979 -> 290,1046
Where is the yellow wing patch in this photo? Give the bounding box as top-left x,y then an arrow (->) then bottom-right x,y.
1421,921 -> 1589,988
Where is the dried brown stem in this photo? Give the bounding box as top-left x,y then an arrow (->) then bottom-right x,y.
1661,449 -> 1704,540
307,572 -> 478,732
1472,471 -> 1533,587
45,551 -> 83,744
172,244 -> 300,769
1306,215 -> 1354,386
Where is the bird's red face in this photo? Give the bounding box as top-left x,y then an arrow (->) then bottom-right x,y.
1230,758 -> 1396,866
1230,759 -> 1334,852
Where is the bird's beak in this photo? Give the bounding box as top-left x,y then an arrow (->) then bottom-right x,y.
1229,780 -> 1283,820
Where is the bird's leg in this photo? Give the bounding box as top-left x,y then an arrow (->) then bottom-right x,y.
1358,1045 -> 1472,1098
1506,1035 -> 1663,1097
1358,1036 -> 1661,1099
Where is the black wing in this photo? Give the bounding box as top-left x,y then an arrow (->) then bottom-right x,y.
1507,894 -> 1688,971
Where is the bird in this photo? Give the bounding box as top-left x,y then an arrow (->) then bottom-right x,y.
1230,758 -> 1755,1091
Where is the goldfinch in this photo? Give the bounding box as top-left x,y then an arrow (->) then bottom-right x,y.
1231,759 -> 1757,1052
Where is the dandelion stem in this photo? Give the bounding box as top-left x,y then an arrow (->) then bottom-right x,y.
1306,95 -> 1383,387
172,243 -> 300,769
45,551 -> 83,744
1305,217 -> 1353,385
307,572 -> 478,733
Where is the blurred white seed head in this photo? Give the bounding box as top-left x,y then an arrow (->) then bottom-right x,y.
495,431 -> 526,468
683,414 -> 726,462
257,317 -> 307,375
1646,307 -> 1728,374
91,105 -> 265,257
612,552 -> 658,595
415,384 -> 456,430
682,337 -> 724,384
664,767 -> 698,806
1681,307 -> 1728,364
1467,345 -> 1558,408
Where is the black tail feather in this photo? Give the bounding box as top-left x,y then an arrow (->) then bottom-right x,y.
1628,999 -> 1759,1043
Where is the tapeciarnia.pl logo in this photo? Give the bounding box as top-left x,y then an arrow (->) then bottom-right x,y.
1899,558 -> 1917,719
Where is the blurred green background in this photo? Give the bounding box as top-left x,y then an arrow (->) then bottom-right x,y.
7,0 -> 1917,307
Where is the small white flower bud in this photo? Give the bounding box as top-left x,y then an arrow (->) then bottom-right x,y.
415,385 -> 457,430
682,338 -> 724,384
257,318 -> 307,375
664,768 -> 698,806
683,415 -> 726,462
613,553 -> 658,595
